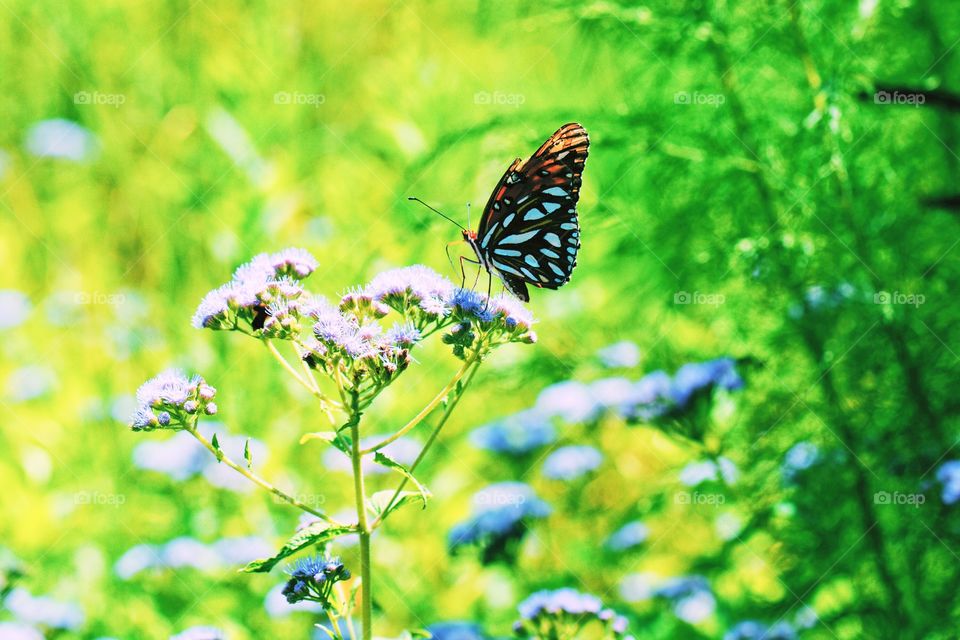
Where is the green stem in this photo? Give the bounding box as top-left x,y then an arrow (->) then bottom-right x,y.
185,424 -> 340,524
348,390 -> 373,640
359,358 -> 476,454
371,356 -> 482,529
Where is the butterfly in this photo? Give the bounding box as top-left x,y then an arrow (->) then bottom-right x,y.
461,123 -> 589,302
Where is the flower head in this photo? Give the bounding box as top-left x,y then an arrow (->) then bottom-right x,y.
515,589 -> 632,639
542,445 -> 603,481
130,370 -> 217,431
449,482 -> 551,563
280,554 -> 351,606
365,265 -> 454,318
469,410 -> 555,455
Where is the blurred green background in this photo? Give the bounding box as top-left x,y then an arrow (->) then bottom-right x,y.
2,0 -> 960,638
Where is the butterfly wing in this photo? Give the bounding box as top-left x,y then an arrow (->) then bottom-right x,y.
475,123 -> 589,300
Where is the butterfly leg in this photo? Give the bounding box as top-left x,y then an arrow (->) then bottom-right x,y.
458,255 -> 480,289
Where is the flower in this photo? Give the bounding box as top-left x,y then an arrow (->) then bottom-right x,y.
535,380 -> 600,423
515,589 -> 632,639
385,322 -> 422,347
469,410 -> 556,455
488,294 -> 534,330
0,290 -> 31,330
679,457 -> 737,486
605,521 -> 649,551
25,119 -> 98,161
671,358 -> 743,406
170,626 -> 226,640
426,621 -> 486,640
542,445 -> 603,481
936,460 -> 960,505
130,370 -> 217,431
280,555 -> 351,606
448,482 -> 551,563
597,341 -> 641,368
724,621 -> 798,640
449,288 -> 494,323
782,442 -> 819,483
4,588 -> 84,630
622,370 -> 674,421
365,265 -> 455,318
653,575 -> 716,623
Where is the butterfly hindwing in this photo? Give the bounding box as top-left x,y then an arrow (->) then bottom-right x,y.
476,123 -> 588,297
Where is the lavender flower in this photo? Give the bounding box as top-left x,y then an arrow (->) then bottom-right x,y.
542,445 -> 603,481
448,482 -> 551,563
622,370 -> 674,421
671,358 -> 743,406
605,520 -> 649,551
515,589 -> 632,639
653,575 -> 716,623
535,380 -> 600,423
469,410 -> 556,455
4,588 -> 84,630
340,289 -> 390,320
450,288 -> 495,323
936,460 -> 960,505
280,555 -> 351,606
130,370 -> 217,431
597,340 -> 641,368
365,265 -> 454,318
385,322 -> 422,347
679,457 -> 737,486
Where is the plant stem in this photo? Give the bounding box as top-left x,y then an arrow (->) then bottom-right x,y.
185,425 -> 340,524
266,340 -> 341,411
359,358 -> 476,455
371,356 -> 482,529
347,390 -> 373,640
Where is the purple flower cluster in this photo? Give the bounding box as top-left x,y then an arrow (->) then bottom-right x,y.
280,555 -> 351,606
448,482 -> 551,564
514,588 -> 632,639
130,370 -> 217,431
365,265 -> 455,320
469,409 -> 556,456
653,575 -> 716,623
192,248 -> 317,337
541,445 -> 603,481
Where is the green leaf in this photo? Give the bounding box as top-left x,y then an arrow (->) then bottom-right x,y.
243,438 -> 252,468
241,521 -> 355,573
300,431 -> 352,453
211,433 -> 224,462
373,452 -> 430,508
367,490 -> 427,519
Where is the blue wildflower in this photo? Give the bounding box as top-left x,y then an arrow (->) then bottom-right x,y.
170,626 -> 226,640
936,460 -> 960,505
536,380 -> 600,423
426,621 -> 486,640
0,290 -> 31,330
542,445 -> 603,481
590,377 -> 635,412
280,554 -> 351,605
130,370 -> 217,431
597,340 -> 641,368
25,119 -> 98,161
448,482 -> 551,563
4,588 -> 84,630
671,358 -> 743,406
515,589 -> 632,638
679,457 -> 737,486
469,410 -> 556,455
605,520 -> 649,551
449,288 -> 495,323
622,370 -> 674,420
385,321 -> 422,347
654,575 -> 716,623
724,620 -> 798,640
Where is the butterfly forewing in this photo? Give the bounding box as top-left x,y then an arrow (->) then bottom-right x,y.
475,123 -> 589,301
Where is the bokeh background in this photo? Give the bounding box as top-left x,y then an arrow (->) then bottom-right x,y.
2,0 -> 960,638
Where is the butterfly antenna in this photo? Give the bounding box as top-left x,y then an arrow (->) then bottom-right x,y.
467,202 -> 472,230
407,197 -> 466,231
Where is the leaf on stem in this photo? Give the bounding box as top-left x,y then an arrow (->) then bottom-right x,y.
300,430 -> 352,453
243,438 -> 253,468
240,521 -> 356,573
374,452 -> 430,508
367,490 -> 427,519
211,433 -> 224,462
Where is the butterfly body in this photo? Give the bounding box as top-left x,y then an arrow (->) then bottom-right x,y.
463,123 -> 589,302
